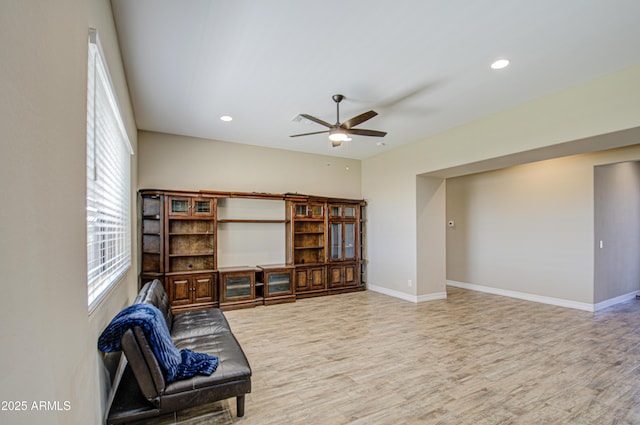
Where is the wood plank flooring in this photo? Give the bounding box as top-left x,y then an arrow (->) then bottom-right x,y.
134,287 -> 640,424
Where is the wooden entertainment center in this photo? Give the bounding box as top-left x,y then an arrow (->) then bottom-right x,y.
139,189 -> 367,312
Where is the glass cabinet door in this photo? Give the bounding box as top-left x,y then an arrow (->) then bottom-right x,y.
193,199 -> 212,214
169,196 -> 214,216
330,223 -> 342,260
344,222 -> 356,260
330,221 -> 357,261
344,206 -> 356,218
267,273 -> 291,295
329,204 -> 356,218
170,198 -> 190,214
310,204 -> 324,217
295,204 -> 307,217
225,276 -> 252,299
294,203 -> 324,218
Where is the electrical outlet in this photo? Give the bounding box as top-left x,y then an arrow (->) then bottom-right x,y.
408,280 -> 413,287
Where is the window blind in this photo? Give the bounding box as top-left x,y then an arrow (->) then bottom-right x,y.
86,29 -> 133,311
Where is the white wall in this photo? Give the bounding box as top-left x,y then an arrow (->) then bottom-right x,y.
0,1 -> 138,424
138,131 -> 362,199
445,146 -> 640,305
363,64 -> 640,301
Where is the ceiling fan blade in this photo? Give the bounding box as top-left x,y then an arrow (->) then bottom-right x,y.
347,128 -> 387,137
289,130 -> 330,137
300,114 -> 333,128
377,83 -> 439,108
340,110 -> 377,130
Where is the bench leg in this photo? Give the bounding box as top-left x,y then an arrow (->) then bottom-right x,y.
236,395 -> 245,417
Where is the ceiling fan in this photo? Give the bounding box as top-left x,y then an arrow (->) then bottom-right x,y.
290,94 -> 387,147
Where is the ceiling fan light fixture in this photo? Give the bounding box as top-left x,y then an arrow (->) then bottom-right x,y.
490,59 -> 510,70
328,130 -> 349,142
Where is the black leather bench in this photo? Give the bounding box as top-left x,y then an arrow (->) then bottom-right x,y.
104,280 -> 251,424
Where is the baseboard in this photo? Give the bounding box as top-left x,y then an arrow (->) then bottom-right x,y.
366,283 -> 447,303
446,280 -> 595,312
594,290 -> 640,311
368,280 -> 638,311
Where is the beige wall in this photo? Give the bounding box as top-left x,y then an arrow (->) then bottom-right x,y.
416,176 -> 447,300
446,146 -> 640,305
138,131 -> 363,268
363,64 -> 640,301
0,1 -> 138,424
138,131 -> 362,199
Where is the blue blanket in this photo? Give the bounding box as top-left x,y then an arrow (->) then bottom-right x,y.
98,303 -> 218,383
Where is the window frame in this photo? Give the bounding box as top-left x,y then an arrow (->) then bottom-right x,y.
86,28 -> 134,312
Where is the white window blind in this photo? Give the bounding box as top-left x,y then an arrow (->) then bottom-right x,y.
86,29 -> 133,311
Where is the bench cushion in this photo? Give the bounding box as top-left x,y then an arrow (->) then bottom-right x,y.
168,330 -> 251,394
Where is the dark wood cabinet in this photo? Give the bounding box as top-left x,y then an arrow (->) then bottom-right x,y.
139,190 -> 366,312
167,273 -> 217,311
328,263 -> 360,290
328,203 -> 359,262
219,267 -> 260,310
139,190 -> 218,312
325,203 -> 362,292
289,202 -> 326,266
168,196 -> 214,217
294,265 -> 326,296
165,195 -> 215,313
258,264 -> 294,304
294,202 -> 324,219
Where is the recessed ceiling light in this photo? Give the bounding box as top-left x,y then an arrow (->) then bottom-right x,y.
490,59 -> 510,70
220,115 -> 233,122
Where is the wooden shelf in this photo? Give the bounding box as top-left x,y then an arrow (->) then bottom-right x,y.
165,270 -> 215,276
217,219 -> 288,224
295,246 -> 324,250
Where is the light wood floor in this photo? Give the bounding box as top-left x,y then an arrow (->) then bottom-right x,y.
136,287 -> 640,424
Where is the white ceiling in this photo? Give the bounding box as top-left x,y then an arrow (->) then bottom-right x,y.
111,0 -> 640,160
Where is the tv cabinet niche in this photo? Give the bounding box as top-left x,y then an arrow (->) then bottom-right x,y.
138,189 -> 366,312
